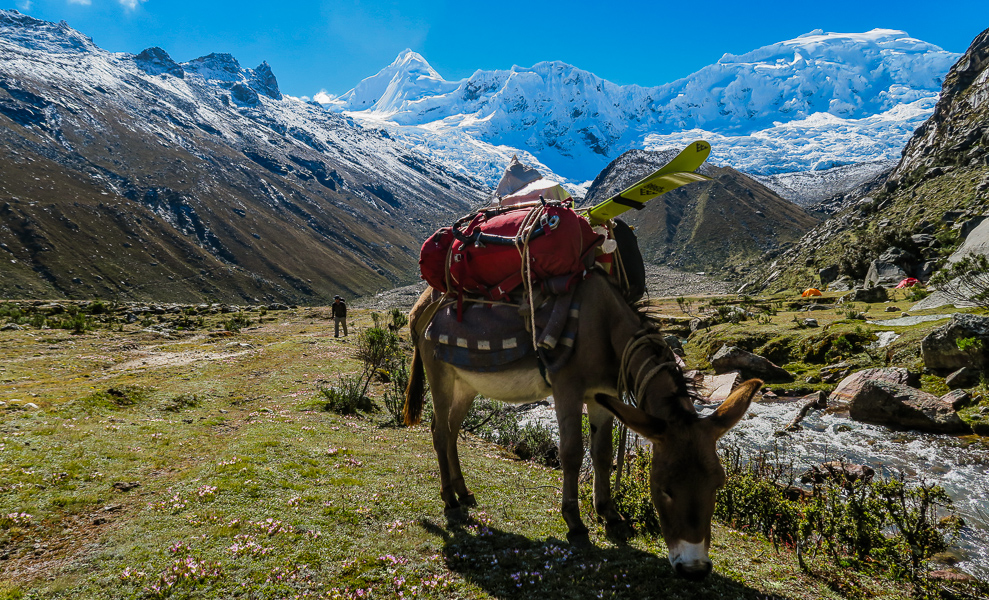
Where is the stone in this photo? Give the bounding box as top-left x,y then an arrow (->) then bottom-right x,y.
921,314 -> 989,371
663,335 -> 684,355
819,264 -> 840,287
829,367 -> 917,407
865,247 -> 915,287
0,323 -> 23,331
711,345 -> 793,382
885,305 -> 898,312
800,461 -> 875,486
803,318 -> 819,328
911,233 -> 936,247
848,380 -> 970,434
820,362 -> 853,384
865,259 -> 907,288
946,367 -> 979,389
940,390 -> 971,411
927,570 -> 978,583
697,371 -> 741,403
112,482 -> 141,492
847,286 -> 888,303
827,276 -> 853,292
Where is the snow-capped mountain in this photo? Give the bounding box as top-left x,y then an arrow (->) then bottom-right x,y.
0,10 -> 485,303
321,30 -> 960,185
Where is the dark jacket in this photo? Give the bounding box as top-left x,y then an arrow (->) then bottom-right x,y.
331,300 -> 347,318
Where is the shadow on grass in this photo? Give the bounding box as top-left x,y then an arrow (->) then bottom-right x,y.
421,514 -> 786,600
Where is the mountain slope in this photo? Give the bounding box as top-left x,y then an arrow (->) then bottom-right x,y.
581,150 -> 820,274
322,31 -> 959,184
0,10 -> 486,303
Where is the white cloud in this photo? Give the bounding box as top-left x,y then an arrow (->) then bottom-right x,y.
67,0 -> 92,5
16,0 -> 33,10
118,0 -> 147,10
313,90 -> 336,104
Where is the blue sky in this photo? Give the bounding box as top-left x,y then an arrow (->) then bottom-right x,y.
8,0 -> 989,98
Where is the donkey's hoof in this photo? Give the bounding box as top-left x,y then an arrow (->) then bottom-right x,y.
459,492 -> 477,507
605,519 -> 632,542
566,530 -> 593,549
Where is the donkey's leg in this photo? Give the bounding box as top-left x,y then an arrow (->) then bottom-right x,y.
431,376 -> 479,513
554,387 -> 590,546
587,396 -> 630,540
445,384 -> 478,506
426,368 -> 462,513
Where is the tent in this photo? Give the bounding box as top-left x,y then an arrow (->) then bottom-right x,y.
801,288 -> 822,297
895,277 -> 920,289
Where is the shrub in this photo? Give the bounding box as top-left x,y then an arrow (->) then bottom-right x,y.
319,374 -> 374,414
161,394 -> 200,412
381,359 -> 410,427
929,254 -> 989,308
353,327 -> 401,399
463,398 -> 559,467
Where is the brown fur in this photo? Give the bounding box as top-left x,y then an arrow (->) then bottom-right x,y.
402,273 -> 761,579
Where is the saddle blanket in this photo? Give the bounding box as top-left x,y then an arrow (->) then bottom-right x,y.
424,289 -> 579,373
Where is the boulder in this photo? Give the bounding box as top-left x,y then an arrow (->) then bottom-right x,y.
848,380 -> 970,434
697,371 -> 741,403
946,367 -> 979,389
921,314 -> 989,371
799,461 -> 875,486
802,318 -> 819,328
819,264 -> 840,287
827,276 -> 853,292
711,345 -> 793,382
846,286 -> 888,303
829,367 -> 917,407
940,390 -> 971,411
865,247 -> 914,287
820,362 -> 853,384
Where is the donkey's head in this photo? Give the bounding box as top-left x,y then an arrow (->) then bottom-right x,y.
598,378 -> 762,580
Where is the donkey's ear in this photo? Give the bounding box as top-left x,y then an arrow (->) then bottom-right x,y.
707,379 -> 762,439
595,395 -> 667,441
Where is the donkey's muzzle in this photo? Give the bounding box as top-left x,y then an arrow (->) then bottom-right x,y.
674,559 -> 713,580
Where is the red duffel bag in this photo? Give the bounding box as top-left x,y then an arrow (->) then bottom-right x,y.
420,203 -> 603,300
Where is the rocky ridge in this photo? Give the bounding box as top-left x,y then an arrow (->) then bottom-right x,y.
581,149 -> 820,273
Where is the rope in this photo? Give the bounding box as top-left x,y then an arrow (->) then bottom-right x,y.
513,204 -> 546,351
617,329 -> 676,407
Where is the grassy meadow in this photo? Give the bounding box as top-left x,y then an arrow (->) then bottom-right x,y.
0,299 -> 982,599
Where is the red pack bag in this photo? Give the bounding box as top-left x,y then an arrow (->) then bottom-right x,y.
420,204 -> 602,299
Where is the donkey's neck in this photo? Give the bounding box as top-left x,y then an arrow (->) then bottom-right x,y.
607,306 -> 690,418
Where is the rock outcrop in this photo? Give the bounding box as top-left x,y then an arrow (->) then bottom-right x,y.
921,314 -> 989,371
848,380 -> 971,434
711,345 -> 793,382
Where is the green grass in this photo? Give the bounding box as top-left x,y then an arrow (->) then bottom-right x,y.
0,303 -> 978,599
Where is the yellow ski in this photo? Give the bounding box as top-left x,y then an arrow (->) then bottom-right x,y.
586,140 -> 712,225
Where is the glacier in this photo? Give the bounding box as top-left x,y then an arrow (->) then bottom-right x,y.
319,29 -> 960,186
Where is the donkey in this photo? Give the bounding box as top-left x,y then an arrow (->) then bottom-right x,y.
403,272 -> 762,579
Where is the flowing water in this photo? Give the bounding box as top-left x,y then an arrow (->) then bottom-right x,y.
713,400 -> 989,579
520,398 -> 989,578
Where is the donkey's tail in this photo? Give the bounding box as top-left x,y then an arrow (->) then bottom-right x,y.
403,344 -> 426,426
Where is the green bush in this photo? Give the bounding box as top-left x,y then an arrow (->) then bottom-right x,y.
381,359 -> 410,427
929,254 -> 989,308
319,375 -> 374,414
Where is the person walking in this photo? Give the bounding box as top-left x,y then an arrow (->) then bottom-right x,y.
331,295 -> 348,337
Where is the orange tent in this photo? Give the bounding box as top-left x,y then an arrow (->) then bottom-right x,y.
801,288 -> 822,297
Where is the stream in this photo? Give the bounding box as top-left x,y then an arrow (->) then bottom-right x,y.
519,398 -> 989,578
715,400 -> 989,579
